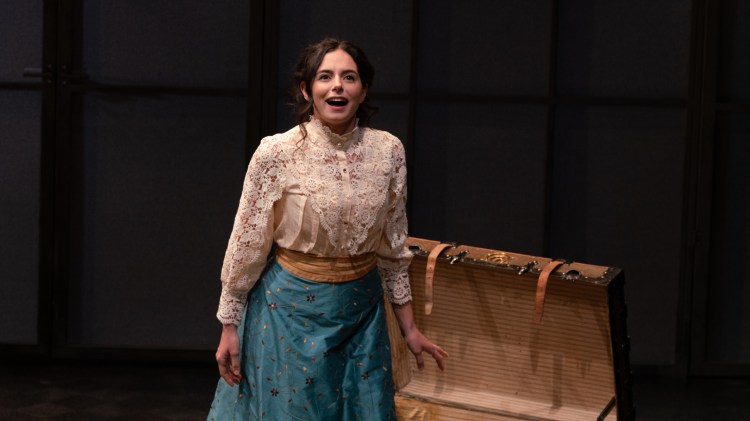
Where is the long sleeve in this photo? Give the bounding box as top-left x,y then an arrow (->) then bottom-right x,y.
376,139 -> 413,305
217,139 -> 285,325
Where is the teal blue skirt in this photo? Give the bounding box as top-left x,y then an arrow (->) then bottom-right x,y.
207,259 -> 396,420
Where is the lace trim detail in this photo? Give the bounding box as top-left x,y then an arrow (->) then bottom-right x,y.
313,116 -> 359,144
218,138 -> 287,324
379,265 -> 412,304
217,288 -> 246,325
289,118 -> 400,253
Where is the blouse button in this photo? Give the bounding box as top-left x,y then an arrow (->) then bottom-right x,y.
342,168 -> 347,173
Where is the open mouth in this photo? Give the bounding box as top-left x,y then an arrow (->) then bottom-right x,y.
326,98 -> 349,107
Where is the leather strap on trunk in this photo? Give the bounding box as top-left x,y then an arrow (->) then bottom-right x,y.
534,259 -> 566,324
425,243 -> 453,315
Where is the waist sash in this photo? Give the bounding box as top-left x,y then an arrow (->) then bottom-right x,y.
275,248 -> 377,283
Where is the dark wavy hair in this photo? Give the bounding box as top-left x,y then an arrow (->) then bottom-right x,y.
291,38 -> 378,137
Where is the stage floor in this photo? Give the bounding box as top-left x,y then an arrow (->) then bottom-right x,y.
0,362 -> 748,420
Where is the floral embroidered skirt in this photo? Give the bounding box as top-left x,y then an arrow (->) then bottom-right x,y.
207,259 -> 396,420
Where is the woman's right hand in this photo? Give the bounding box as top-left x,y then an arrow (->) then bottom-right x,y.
215,324 -> 242,386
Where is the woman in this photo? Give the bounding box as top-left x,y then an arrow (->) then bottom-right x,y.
208,38 -> 447,420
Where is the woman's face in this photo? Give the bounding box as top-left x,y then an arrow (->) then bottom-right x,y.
301,48 -> 368,135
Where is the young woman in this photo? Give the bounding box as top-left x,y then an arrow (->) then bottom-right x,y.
207,38 -> 446,420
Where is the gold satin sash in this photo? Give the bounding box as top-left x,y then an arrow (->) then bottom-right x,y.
275,248 -> 377,283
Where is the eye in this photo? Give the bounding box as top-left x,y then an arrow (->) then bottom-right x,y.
317,73 -> 331,81
344,74 -> 358,82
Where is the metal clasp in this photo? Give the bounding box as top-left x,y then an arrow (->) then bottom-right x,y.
518,260 -> 538,275
563,270 -> 581,281
448,250 -> 470,264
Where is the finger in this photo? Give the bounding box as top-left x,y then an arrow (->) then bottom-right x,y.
218,363 -> 232,385
415,352 -> 425,370
230,351 -> 241,378
216,352 -> 227,376
221,365 -> 240,386
221,373 -> 235,386
218,360 -> 234,386
434,345 -> 449,358
217,353 -> 238,386
434,353 -> 446,371
218,364 -> 227,378
430,345 -> 448,371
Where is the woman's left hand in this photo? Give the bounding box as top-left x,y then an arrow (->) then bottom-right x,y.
404,329 -> 449,371
392,301 -> 448,371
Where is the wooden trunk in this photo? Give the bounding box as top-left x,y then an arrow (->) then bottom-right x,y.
385,238 -> 634,421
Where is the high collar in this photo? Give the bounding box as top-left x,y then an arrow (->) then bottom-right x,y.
305,117 -> 360,148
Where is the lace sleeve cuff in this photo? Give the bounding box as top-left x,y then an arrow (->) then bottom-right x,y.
378,261 -> 412,305
216,286 -> 247,326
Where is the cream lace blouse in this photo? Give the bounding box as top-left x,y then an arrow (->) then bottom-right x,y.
217,118 -> 413,325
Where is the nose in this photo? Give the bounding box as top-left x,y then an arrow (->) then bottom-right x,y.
332,76 -> 343,91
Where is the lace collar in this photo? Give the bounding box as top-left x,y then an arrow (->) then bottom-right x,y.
305,117 -> 361,148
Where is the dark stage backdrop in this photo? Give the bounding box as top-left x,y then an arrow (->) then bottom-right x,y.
68,1 -> 250,350
0,1 -> 43,344
1,0 -> 749,374
1,0 -> 250,353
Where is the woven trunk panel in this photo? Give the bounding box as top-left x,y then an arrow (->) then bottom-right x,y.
387,243 -> 618,421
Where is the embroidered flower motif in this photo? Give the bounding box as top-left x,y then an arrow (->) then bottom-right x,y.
305,377 -> 315,385
306,293 -> 316,302
270,388 -> 279,397
361,371 -> 369,381
268,302 -> 277,310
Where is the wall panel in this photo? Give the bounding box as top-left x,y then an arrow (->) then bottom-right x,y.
551,106 -> 687,364
0,92 -> 41,344
67,93 -> 247,349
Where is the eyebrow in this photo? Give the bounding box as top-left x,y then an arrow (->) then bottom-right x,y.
316,69 -> 359,75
